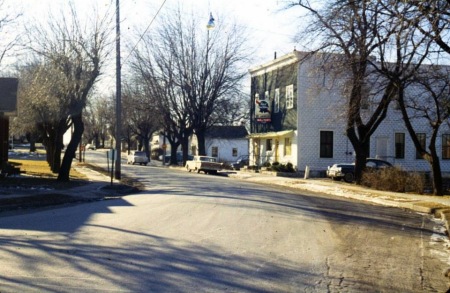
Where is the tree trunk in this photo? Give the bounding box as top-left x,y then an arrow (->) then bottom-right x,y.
347,127 -> 370,184
428,144 -> 444,196
196,130 -> 206,156
169,141 -> 180,165
51,119 -> 66,173
143,135 -> 151,160
180,136 -> 190,166
58,114 -> 84,181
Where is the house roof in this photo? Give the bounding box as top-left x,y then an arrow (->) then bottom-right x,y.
247,130 -> 294,138
205,126 -> 249,139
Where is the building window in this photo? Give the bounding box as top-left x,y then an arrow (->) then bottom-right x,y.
212,146 -> 218,157
284,137 -> 291,156
320,131 -> 333,158
266,139 -> 272,151
416,133 -> 426,159
443,134 -> 450,160
395,133 -> 405,159
286,84 -> 294,109
232,148 -> 238,157
274,88 -> 280,113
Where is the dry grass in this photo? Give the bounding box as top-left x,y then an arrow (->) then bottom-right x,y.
9,159 -> 86,180
2,159 -> 88,190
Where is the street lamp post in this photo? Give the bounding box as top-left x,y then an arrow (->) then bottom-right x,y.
115,0 -> 122,180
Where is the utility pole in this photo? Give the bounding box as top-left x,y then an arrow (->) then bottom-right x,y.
115,0 -> 122,179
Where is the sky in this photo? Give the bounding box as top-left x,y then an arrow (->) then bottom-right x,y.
1,0 -> 304,93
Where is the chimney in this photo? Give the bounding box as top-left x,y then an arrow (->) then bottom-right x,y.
274,51 -> 277,60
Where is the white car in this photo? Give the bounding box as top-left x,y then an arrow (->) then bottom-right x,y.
127,151 -> 149,165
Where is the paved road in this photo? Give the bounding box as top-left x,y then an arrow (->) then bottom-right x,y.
0,151 -> 449,292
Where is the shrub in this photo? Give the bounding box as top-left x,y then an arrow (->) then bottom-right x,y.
361,167 -> 425,194
268,162 -> 295,173
262,161 -> 271,167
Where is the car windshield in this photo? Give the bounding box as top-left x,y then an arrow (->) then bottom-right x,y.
134,151 -> 146,156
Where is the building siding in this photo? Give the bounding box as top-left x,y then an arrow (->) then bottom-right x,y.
248,51 -> 450,175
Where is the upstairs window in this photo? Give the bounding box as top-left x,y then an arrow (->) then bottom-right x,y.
286,84 -> 294,109
274,88 -> 280,113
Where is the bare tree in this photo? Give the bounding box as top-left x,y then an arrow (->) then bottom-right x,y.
122,81 -> 162,159
25,3 -> 113,181
132,7 -> 250,157
15,61 -> 73,171
285,0 -> 429,183
399,67 -> 450,195
84,96 -> 112,149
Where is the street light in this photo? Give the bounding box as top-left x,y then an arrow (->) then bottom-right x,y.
206,12 -> 215,30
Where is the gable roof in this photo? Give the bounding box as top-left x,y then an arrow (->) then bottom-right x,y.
205,126 -> 248,139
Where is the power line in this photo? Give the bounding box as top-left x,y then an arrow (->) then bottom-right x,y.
122,0 -> 167,65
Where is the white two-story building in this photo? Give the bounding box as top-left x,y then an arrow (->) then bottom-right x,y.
248,50 -> 450,176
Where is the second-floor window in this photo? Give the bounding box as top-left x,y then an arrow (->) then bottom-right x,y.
274,88 -> 280,113
286,84 -> 294,109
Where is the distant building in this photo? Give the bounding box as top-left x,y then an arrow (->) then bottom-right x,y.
191,125 -> 249,163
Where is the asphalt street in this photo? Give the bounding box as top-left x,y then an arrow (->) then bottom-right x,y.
0,150 -> 449,291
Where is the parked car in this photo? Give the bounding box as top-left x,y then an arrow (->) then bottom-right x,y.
185,156 -> 223,174
326,158 -> 392,183
127,151 -> 149,165
232,156 -> 249,170
160,152 -> 193,164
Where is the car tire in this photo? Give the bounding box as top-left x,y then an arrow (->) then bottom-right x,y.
186,165 -> 191,172
344,172 -> 354,183
332,177 -> 340,181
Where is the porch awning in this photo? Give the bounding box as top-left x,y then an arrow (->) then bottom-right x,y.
247,130 -> 294,139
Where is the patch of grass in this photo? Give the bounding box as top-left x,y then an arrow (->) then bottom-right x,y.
9,159 -> 86,180
2,159 -> 88,190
